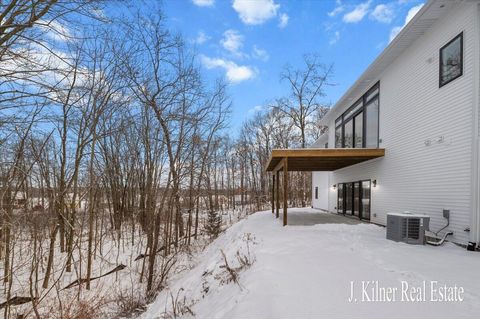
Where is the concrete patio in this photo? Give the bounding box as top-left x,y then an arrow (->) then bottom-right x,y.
275,207 -> 363,226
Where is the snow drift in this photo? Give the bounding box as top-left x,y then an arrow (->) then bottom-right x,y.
141,208 -> 480,319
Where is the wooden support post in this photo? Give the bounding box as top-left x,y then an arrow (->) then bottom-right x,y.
271,174 -> 275,214
275,170 -> 280,218
283,158 -> 288,226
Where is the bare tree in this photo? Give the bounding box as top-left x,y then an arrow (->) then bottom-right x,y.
275,54 -> 333,148
0,4 -> 286,317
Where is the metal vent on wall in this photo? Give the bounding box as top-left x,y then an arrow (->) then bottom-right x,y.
401,218 -> 420,240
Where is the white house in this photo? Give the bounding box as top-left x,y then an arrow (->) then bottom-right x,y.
309,0 -> 480,248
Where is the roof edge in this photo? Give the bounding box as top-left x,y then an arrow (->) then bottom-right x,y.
319,0 -> 437,127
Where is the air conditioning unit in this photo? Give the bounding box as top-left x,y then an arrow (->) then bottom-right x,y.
386,212 -> 430,245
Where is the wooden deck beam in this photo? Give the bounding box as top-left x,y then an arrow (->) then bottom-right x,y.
271,156 -> 285,173
275,170 -> 279,218
271,174 -> 275,215
266,148 -> 385,172
283,158 -> 288,226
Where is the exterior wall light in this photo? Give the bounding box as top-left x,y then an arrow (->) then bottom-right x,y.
332,184 -> 337,189
372,180 -> 377,187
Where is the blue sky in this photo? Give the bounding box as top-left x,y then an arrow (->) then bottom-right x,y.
161,0 -> 424,132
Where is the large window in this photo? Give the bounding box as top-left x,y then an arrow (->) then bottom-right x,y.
335,123 -> 343,148
354,112 -> 363,148
337,183 -> 344,212
344,118 -> 353,148
440,32 -> 463,87
361,181 -> 371,220
365,97 -> 379,148
345,183 -> 353,215
334,83 -> 380,148
337,180 -> 371,220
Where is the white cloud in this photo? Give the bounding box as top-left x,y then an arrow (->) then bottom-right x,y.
405,3 -> 423,23
278,13 -> 289,28
329,31 -> 340,45
232,0 -> 280,25
36,20 -> 72,42
0,41 -> 91,93
192,0 -> 214,7
342,0 -> 371,23
389,3 -> 423,42
221,29 -> 244,56
389,26 -> 403,42
370,4 -> 394,23
248,105 -> 265,114
194,31 -> 209,45
200,55 -> 255,83
252,45 -> 269,61
328,0 -> 344,17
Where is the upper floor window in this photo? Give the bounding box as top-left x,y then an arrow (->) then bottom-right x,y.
440,32 -> 463,87
335,119 -> 343,148
354,112 -> 363,148
365,97 -> 379,148
335,83 -> 380,148
344,118 -> 353,148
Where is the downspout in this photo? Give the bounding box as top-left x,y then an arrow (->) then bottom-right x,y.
469,2 -> 480,249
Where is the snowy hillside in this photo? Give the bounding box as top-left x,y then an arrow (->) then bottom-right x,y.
141,209 -> 480,319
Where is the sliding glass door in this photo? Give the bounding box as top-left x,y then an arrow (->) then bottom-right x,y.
337,180 -> 371,220
361,181 -> 371,220
353,182 -> 360,217
345,183 -> 353,215
337,183 -> 344,214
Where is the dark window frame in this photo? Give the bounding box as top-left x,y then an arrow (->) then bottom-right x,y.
337,183 -> 344,212
335,123 -> 343,148
361,180 -> 371,220
439,32 -> 463,88
343,117 -> 354,148
354,111 -> 363,148
315,187 -> 318,199
335,82 -> 380,148
336,179 -> 371,221
364,97 -> 380,148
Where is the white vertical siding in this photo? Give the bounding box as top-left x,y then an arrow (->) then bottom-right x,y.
472,3 -> 480,245
311,136 -> 330,210
312,171 -> 330,210
324,2 -> 478,245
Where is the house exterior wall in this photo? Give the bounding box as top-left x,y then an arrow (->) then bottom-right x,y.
313,2 -> 479,245
474,3 -> 480,246
312,171 -> 329,210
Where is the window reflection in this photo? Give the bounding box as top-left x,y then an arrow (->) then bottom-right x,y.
334,83 -> 379,149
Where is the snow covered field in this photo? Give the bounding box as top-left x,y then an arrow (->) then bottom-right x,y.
141,208 -> 480,319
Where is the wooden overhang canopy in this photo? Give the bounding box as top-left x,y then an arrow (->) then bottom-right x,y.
266,148 -> 386,172
267,148 -> 385,227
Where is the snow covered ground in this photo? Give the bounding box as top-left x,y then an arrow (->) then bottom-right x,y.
141,208 -> 480,319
